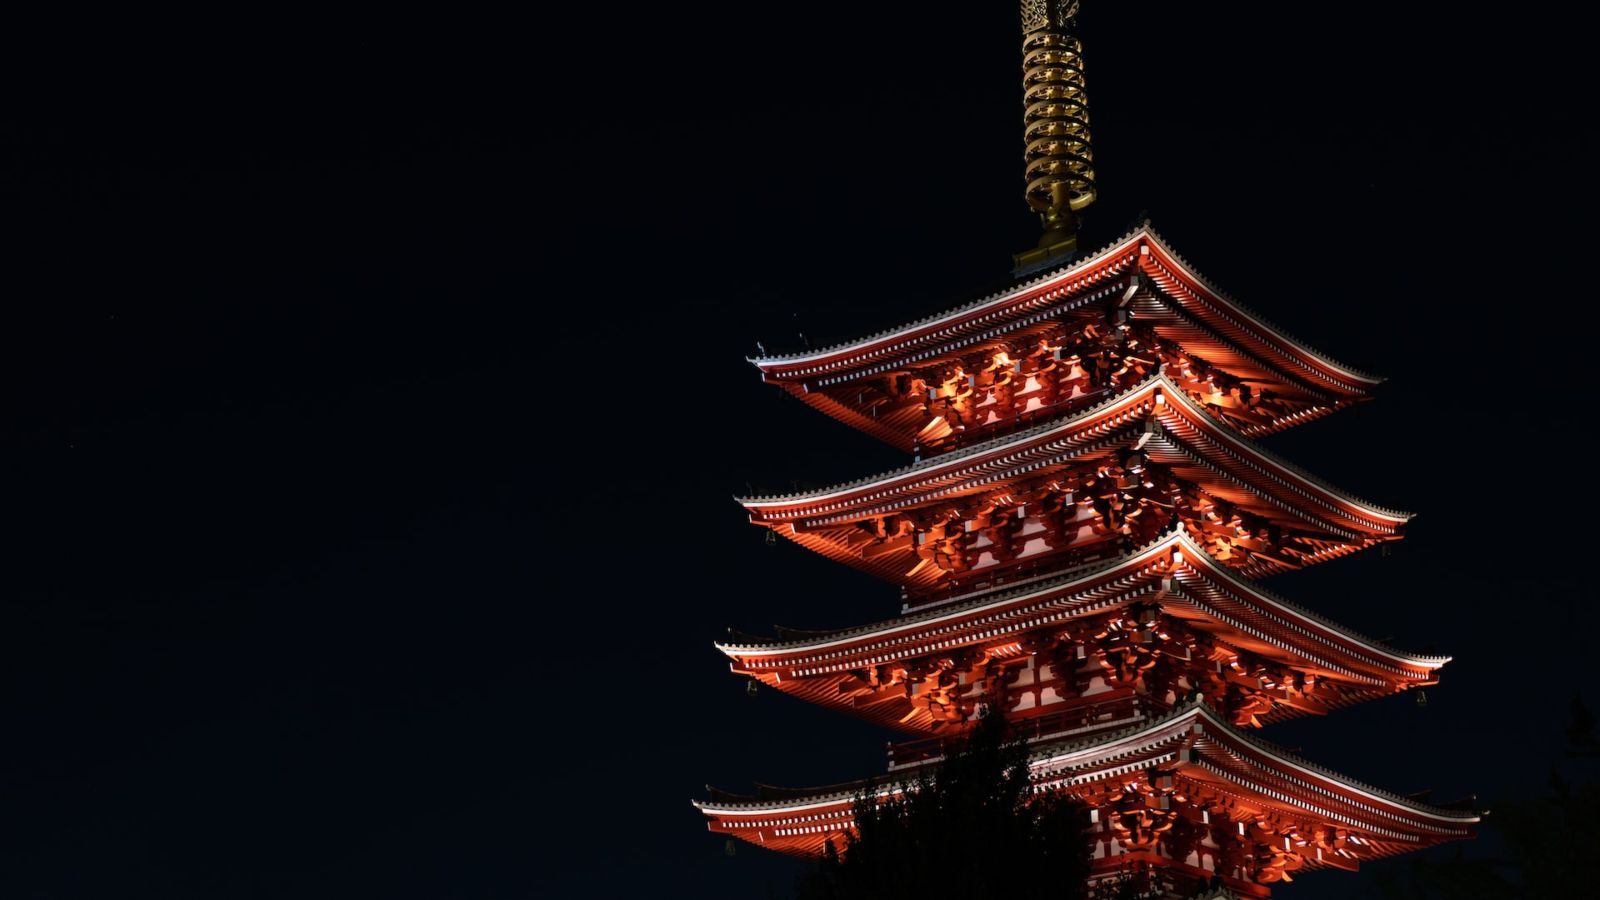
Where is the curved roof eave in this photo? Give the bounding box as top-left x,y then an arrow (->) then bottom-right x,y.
696,701 -> 1480,824
713,527 -> 1449,671
747,222 -> 1382,389
737,372 -> 1411,525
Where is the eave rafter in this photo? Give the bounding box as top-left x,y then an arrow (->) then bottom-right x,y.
739,374 -> 1408,597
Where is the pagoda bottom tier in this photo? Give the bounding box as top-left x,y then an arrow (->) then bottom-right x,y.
695,702 -> 1476,894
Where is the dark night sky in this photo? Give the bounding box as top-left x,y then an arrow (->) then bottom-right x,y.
1,5 -> 1593,898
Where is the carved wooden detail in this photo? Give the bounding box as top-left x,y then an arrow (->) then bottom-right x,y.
838,454 -> 1322,594
1079,767 -> 1364,886
828,311 -> 1327,454
839,601 -> 1337,735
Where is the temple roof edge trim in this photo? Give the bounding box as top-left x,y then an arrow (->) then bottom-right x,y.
747,223 -> 1382,389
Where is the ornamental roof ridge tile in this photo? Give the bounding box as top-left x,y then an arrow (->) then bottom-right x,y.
1137,227 -> 1384,385
713,525 -> 1185,653
746,223 -> 1150,365
735,372 -> 1161,504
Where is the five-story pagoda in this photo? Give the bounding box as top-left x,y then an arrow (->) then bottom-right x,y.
696,3 -> 1476,895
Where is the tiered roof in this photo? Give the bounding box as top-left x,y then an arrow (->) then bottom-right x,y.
703,222 -> 1473,889
749,224 -> 1379,451
741,373 -> 1407,596
696,701 -> 1477,878
718,528 -> 1444,733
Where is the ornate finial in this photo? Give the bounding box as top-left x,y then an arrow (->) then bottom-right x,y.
1022,0 -> 1079,31
1016,0 -> 1096,269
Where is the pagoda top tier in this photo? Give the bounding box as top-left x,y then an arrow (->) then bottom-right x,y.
749,223 -> 1381,453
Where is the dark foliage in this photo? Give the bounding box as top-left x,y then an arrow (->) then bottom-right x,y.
1372,779 -> 1600,899
796,709 -> 1091,900
1376,692 -> 1600,898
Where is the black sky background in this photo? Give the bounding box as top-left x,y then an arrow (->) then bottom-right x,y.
0,4 -> 1592,897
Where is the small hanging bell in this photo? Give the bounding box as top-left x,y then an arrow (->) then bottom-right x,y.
725,839 -> 737,857
747,680 -> 759,698
1416,690 -> 1428,708
765,530 -> 778,547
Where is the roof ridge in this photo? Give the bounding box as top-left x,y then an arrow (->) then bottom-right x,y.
691,699 -> 1193,813
747,223 -> 1151,365
737,371 -> 1410,525
1027,694 -> 1201,765
694,700 -> 1478,820
1175,530 -> 1450,665
713,525 -> 1185,652
1198,705 -> 1480,820
1139,228 -> 1383,384
1157,375 -> 1412,520
748,222 -> 1382,390
1028,701 -> 1478,820
736,373 -> 1160,503
715,526 -> 1451,668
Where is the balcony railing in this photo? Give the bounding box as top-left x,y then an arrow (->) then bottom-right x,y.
916,386 -> 1117,457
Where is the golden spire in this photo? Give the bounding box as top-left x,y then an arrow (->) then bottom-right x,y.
1015,0 -> 1096,272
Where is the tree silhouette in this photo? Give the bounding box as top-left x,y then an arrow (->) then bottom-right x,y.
796,708 -> 1092,900
1376,690 -> 1600,898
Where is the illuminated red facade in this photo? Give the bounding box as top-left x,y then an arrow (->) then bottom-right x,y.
697,224 -> 1477,895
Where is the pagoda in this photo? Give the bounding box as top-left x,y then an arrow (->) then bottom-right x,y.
696,3 -> 1477,895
